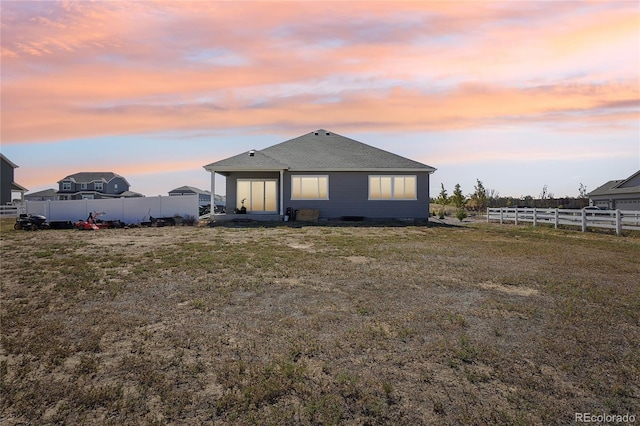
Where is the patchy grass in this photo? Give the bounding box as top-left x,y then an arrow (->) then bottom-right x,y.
1,222 -> 639,424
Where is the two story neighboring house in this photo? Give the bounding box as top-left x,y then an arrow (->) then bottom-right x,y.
56,172 -> 143,200
0,153 -> 27,205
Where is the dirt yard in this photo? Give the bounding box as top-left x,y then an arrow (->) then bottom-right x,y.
1,220 -> 638,424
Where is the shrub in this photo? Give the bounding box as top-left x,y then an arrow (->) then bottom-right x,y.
456,209 -> 468,222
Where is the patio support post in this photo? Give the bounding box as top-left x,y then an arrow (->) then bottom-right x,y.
279,170 -> 284,218
210,170 -> 215,216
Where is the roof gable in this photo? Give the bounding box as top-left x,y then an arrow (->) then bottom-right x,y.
204,129 -> 436,172
615,170 -> 640,189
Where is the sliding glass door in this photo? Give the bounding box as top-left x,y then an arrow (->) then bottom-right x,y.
236,179 -> 277,213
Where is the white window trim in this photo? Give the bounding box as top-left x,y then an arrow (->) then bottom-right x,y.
291,175 -> 329,200
368,175 -> 417,201
94,181 -> 104,191
62,181 -> 72,191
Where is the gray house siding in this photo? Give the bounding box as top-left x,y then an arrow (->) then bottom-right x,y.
0,157 -> 13,205
103,176 -> 127,195
283,171 -> 430,219
225,170 -> 430,219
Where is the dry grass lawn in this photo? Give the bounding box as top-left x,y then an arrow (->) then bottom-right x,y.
1,219 -> 638,425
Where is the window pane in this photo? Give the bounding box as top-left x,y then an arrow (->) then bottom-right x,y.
265,181 -> 277,211
292,177 -> 301,199
393,176 -> 405,199
369,177 -> 380,199
404,176 -> 416,199
300,177 -> 317,198
380,177 -> 392,199
318,176 -> 328,199
252,181 -> 265,211
237,181 -> 250,209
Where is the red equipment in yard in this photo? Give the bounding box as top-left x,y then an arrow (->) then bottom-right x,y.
75,212 -> 106,230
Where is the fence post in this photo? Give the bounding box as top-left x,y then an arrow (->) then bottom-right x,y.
533,208 -> 537,227
500,208 -> 504,224
616,210 -> 622,236
486,208 -> 489,223
581,208 -> 587,232
515,208 -> 519,226
554,208 -> 559,229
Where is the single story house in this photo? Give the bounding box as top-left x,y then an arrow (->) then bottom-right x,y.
588,170 -> 640,211
24,188 -> 57,202
169,185 -> 211,206
203,129 -> 436,221
1,153 -> 27,204
56,172 -> 143,200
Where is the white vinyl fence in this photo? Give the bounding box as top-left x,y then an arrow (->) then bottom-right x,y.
487,207 -> 640,236
0,205 -> 24,218
24,195 -> 198,225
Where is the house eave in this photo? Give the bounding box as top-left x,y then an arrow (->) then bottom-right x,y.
204,166 -> 436,174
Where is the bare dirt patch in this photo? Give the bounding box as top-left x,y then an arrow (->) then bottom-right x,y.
1,222 -> 639,424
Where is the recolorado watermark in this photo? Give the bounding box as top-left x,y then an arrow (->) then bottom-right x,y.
575,412 -> 636,423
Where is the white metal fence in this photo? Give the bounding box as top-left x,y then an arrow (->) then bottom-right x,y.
487,207 -> 640,235
23,195 -> 198,225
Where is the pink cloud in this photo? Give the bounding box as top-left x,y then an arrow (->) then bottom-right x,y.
1,1 -> 638,145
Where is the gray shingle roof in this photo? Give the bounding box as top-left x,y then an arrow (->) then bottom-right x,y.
25,188 -> 57,197
204,129 -> 436,173
588,170 -> 640,196
58,172 -> 127,184
169,186 -> 211,195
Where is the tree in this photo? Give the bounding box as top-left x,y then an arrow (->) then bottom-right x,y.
436,183 -> 448,205
579,183 -> 588,199
470,179 -> 488,212
450,183 -> 466,209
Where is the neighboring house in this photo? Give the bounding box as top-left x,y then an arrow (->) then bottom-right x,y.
56,172 -> 143,200
24,188 -> 57,202
203,129 -> 436,221
169,186 -> 211,206
0,153 -> 28,205
588,170 -> 640,211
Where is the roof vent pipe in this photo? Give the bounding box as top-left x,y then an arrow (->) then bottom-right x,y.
249,150 -> 255,157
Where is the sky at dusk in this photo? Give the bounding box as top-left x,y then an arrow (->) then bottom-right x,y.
1,1 -> 639,200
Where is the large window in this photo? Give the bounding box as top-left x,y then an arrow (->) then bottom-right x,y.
94,182 -> 104,191
62,181 -> 72,191
291,175 -> 328,200
237,179 -> 277,212
369,175 -> 416,200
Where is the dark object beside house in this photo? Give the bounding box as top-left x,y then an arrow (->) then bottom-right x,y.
14,214 -> 49,231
